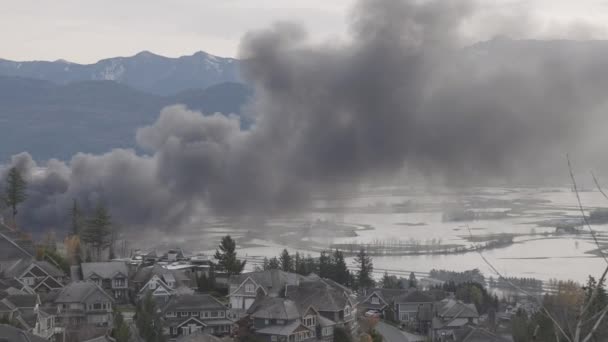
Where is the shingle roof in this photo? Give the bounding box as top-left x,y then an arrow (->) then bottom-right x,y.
163,294 -> 226,312
81,262 -> 128,279
133,264 -> 190,284
0,324 -> 48,342
5,294 -> 38,308
255,321 -> 310,336
35,260 -> 65,277
285,278 -> 351,313
175,333 -> 223,342
247,297 -> 301,320
82,335 -> 117,342
229,270 -> 312,296
395,290 -> 434,304
436,299 -> 479,319
55,281 -> 111,303
455,327 -> 510,342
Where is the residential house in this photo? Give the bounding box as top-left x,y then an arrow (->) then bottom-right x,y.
394,290 -> 435,332
0,259 -> 66,293
247,297 -> 317,342
358,288 -> 407,317
284,278 -> 358,338
53,281 -> 114,329
228,270 -> 313,317
162,293 -> 233,339
81,262 -> 130,303
133,264 -> 194,303
432,299 -> 480,341
0,222 -> 36,260
0,324 -> 49,342
33,304 -> 63,342
452,326 -> 510,342
175,332 -> 223,342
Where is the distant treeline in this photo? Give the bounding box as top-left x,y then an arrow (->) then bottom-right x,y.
429,268 -> 485,284
488,276 -> 543,293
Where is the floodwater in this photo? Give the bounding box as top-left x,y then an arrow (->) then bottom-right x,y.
139,187 -> 608,284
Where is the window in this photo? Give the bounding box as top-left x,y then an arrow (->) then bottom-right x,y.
180,312 -> 189,317
210,311 -> 218,317
371,297 -> 380,305
22,277 -> 34,286
150,281 -> 157,290
191,312 -> 199,317
271,336 -> 278,342
171,327 -> 178,335
344,306 -> 351,316
93,303 -> 102,310
245,284 -> 255,293
219,311 -> 225,317
323,327 -> 334,336
167,312 -> 177,318
113,278 -> 126,287
115,291 -> 123,299
202,311 -> 209,318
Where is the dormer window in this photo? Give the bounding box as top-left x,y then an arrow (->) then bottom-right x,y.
245,284 -> 255,293
371,296 -> 380,305
345,306 -> 351,316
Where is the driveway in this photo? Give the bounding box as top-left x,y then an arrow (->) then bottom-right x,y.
376,322 -> 409,342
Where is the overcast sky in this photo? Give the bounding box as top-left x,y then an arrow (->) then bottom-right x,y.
2,0 -> 608,63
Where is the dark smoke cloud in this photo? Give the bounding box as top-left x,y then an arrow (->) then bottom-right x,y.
4,0 -> 608,231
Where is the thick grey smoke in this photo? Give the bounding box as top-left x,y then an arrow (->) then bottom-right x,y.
4,0 -> 608,231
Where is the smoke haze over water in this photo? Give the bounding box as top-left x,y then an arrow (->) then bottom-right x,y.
4,0 -> 608,231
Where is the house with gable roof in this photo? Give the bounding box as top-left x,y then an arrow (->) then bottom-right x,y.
431,298 -> 480,341
161,293 -> 233,339
284,277 -> 358,338
133,263 -> 194,300
53,281 -> 115,329
228,270 -> 313,317
246,297 -> 318,342
1,259 -> 66,294
81,262 -> 129,303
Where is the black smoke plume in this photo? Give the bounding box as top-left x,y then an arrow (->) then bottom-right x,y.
4,0 -> 608,231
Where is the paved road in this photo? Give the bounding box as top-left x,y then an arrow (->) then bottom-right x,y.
376,322 -> 409,342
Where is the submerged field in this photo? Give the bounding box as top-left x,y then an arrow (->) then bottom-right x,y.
132,186 -> 608,284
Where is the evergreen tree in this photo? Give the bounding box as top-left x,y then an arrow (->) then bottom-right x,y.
304,254 -> 318,275
333,250 -> 350,286
214,235 -> 246,275
267,257 -> 280,270
295,252 -> 306,275
70,199 -> 83,236
408,272 -> 418,288
319,251 -> 333,278
112,309 -> 131,342
4,167 -> 27,225
355,248 -> 375,290
279,249 -> 294,272
81,202 -> 112,261
136,292 -> 165,342
262,257 -> 270,270
381,271 -> 400,289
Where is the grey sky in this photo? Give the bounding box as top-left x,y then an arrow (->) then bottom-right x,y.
2,0 -> 608,63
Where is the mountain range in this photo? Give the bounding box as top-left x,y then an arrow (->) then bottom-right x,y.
4,40 -> 608,161
0,50 -> 240,95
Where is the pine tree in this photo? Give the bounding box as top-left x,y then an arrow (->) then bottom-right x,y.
81,202 -> 112,261
304,254 -> 318,274
319,251 -> 333,278
355,248 -> 375,290
70,199 -> 83,236
333,250 -> 350,286
4,167 -> 27,225
214,235 -> 246,275
112,309 -> 131,342
268,257 -> 280,270
408,272 -> 418,288
136,292 -> 165,342
279,249 -> 294,272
